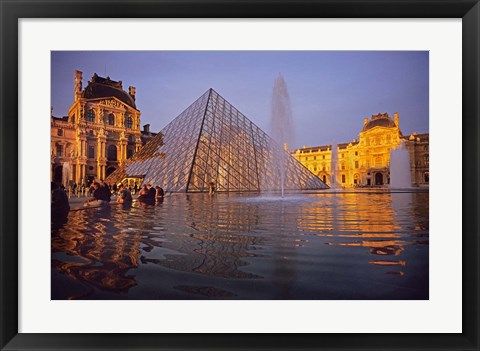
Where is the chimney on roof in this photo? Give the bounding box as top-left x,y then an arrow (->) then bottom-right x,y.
143,124 -> 150,134
74,70 -> 83,101
363,118 -> 368,126
129,86 -> 136,101
394,112 -> 399,127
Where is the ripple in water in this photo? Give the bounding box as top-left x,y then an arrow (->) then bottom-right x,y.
52,191 -> 429,300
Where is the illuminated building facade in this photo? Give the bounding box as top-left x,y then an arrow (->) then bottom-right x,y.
292,112 -> 429,187
51,71 -> 146,185
106,89 -> 327,192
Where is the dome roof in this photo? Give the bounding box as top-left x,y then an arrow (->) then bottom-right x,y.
363,113 -> 396,131
82,74 -> 136,109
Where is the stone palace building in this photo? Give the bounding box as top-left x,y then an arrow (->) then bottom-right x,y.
51,71 -> 155,185
292,112 -> 429,187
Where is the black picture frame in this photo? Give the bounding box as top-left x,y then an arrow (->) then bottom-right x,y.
1,1 -> 478,350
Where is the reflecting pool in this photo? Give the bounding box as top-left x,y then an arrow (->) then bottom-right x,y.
51,190 -> 429,300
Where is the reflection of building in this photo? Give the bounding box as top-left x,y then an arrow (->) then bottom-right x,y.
292,112 -> 429,187
106,89 -> 327,192
51,71 -> 153,185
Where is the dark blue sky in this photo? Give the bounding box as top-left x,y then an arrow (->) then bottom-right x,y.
51,51 -> 429,149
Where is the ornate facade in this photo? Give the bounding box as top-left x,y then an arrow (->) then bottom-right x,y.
292,112 -> 429,187
51,71 -> 144,185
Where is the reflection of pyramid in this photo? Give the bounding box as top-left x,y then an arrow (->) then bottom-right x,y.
106,89 -> 327,192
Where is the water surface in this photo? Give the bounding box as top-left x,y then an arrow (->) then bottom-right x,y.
51,190 -> 429,299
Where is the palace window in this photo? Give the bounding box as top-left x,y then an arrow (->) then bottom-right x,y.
128,135 -> 135,142
108,145 -> 117,161
322,155 -> 325,159
314,156 -> 316,160
127,148 -> 134,159
108,113 -> 115,126
56,145 -> 63,157
341,174 -> 346,183
57,129 -> 63,136
71,115 -> 75,124
88,145 -> 95,159
355,161 -> 359,169
355,151 -> 358,156
125,116 -> 133,129
375,157 -> 382,166
88,130 -> 94,136
86,109 -> 95,122
341,162 -> 345,170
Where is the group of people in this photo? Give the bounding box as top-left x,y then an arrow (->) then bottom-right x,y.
135,184 -> 164,206
83,180 -> 165,207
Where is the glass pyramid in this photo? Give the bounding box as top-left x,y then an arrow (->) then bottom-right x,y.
106,89 -> 328,192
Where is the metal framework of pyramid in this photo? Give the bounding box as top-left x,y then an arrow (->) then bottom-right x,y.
106,89 -> 328,192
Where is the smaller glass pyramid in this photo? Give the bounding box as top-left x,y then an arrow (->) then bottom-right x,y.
106,89 -> 328,192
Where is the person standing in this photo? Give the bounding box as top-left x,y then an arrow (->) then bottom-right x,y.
209,181 -> 216,195
146,184 -> 157,204
51,182 -> 70,223
116,184 -> 132,203
155,186 -> 164,198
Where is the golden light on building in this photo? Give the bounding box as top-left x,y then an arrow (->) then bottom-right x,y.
51,71 -> 156,186
292,112 -> 429,187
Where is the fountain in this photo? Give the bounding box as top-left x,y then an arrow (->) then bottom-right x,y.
389,141 -> 412,189
62,161 -> 71,188
270,74 -> 295,197
330,141 -> 339,189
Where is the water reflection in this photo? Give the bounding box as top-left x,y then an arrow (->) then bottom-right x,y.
52,190 -> 429,299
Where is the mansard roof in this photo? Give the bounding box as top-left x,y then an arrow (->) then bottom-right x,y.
81,73 -> 137,109
363,112 -> 396,131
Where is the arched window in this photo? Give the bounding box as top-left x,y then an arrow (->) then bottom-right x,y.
86,109 -> 95,122
125,116 -> 133,129
107,145 -> 117,161
108,113 -> 115,126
